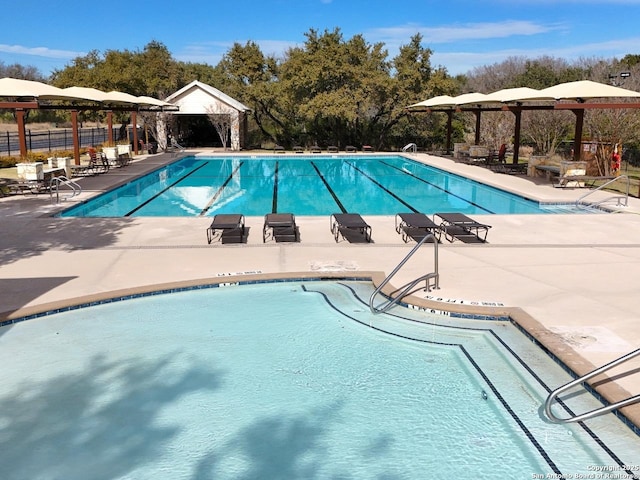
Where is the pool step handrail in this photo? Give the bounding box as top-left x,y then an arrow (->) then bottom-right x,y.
49,175 -> 82,203
402,143 -> 417,153
369,233 -> 439,315
575,175 -> 629,209
544,347 -> 640,424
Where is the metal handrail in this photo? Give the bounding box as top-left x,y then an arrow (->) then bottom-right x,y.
369,233 -> 439,315
575,175 -> 629,208
49,175 -> 82,203
402,143 -> 417,153
544,347 -> 640,424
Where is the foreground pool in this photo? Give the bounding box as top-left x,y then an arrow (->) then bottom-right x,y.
0,280 -> 638,479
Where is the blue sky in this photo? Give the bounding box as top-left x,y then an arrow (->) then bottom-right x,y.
2,0 -> 640,77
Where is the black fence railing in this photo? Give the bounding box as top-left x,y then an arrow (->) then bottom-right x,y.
0,127 -> 143,157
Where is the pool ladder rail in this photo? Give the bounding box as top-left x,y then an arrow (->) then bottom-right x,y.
369,233 -> 439,315
576,175 -> 629,210
49,175 -> 82,203
544,347 -> 640,424
402,143 -> 417,153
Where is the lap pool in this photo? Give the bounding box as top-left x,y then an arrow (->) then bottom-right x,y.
1,280 -> 638,479
59,155 -> 562,217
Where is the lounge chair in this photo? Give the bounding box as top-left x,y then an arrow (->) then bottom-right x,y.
330,213 -> 372,243
395,213 -> 440,243
345,145 -> 357,153
263,213 -> 299,242
434,212 -> 491,243
274,145 -> 285,154
206,213 -> 246,244
310,144 -> 322,153
293,145 -> 304,154
327,145 -> 338,153
70,148 -> 108,177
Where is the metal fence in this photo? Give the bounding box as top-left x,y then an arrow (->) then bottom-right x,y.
0,127 -> 125,156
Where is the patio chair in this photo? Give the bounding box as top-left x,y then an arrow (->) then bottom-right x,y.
434,212 -> 491,243
70,148 -> 108,177
330,213 -> 372,243
206,213 -> 246,244
394,213 -> 440,243
310,144 -> 322,154
169,137 -> 186,152
327,145 -> 338,153
263,213 -> 299,242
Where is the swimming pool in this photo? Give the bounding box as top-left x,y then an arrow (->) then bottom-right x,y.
60,155 -> 556,217
1,280 -> 638,479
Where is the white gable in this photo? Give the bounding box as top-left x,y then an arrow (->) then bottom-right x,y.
166,80 -> 250,115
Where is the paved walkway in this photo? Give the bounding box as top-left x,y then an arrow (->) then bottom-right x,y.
2,150 -> 640,424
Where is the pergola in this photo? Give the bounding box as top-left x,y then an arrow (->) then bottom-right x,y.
408,80 -> 640,163
0,78 -> 176,164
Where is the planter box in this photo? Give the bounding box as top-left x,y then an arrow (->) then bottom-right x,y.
103,147 -> 118,161
117,144 -> 131,157
527,156 -> 548,177
48,157 -> 72,177
468,145 -> 488,158
16,162 -> 44,181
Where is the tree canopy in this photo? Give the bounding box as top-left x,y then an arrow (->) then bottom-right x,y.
4,32 -> 640,157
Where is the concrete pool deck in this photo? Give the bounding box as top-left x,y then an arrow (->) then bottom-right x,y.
2,150 -> 640,427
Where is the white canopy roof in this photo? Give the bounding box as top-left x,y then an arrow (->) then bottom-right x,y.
408,80 -> 640,110
0,77 -> 172,107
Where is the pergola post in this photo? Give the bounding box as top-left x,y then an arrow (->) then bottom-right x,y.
473,110 -> 481,145
511,107 -> 522,164
445,110 -> 453,154
131,111 -> 139,155
16,108 -> 28,159
71,109 -> 80,165
107,111 -> 114,144
572,108 -> 585,162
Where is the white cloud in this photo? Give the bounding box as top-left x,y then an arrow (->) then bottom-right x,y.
368,20 -> 561,46
0,44 -> 83,60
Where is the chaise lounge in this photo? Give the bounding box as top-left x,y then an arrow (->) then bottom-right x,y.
263,213 -> 299,242
395,213 -> 440,243
330,213 -> 372,243
206,213 -> 246,244
434,212 -> 491,243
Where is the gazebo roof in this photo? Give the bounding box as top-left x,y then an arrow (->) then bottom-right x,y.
165,80 -> 251,115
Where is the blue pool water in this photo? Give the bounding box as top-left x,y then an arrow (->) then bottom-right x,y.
60,155 -> 555,217
1,281 -> 638,479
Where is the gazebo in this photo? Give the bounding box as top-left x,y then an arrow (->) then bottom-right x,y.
163,80 -> 251,151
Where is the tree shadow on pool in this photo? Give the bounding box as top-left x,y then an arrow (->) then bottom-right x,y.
191,402 -> 399,480
0,350 -> 400,479
0,351 -> 223,480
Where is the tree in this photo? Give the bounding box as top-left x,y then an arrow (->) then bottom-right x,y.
206,111 -> 232,150
0,61 -> 47,82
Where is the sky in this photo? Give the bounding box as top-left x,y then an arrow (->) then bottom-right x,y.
2,0 -> 640,78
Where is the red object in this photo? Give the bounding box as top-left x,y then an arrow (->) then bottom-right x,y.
611,151 -> 621,172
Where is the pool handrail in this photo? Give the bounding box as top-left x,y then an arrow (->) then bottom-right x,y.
369,232 -> 439,315
544,346 -> 640,424
575,174 -> 629,209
